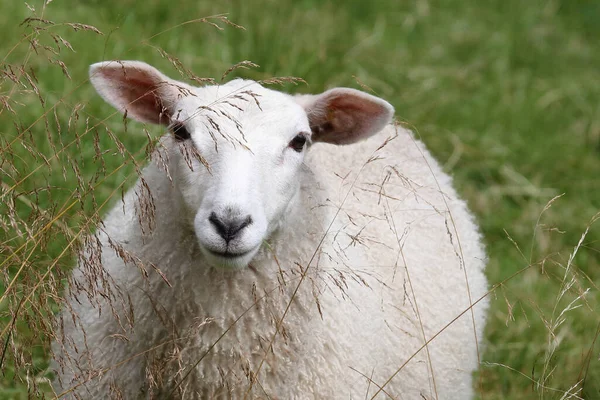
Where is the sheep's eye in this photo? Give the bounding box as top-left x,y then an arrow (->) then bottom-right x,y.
170,122 -> 191,141
288,134 -> 307,152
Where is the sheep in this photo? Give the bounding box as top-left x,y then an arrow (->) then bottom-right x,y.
51,60 -> 489,399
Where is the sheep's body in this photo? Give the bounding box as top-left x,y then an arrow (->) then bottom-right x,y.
53,62 -> 488,399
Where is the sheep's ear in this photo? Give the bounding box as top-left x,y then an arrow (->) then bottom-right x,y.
89,60 -> 191,125
296,88 -> 394,145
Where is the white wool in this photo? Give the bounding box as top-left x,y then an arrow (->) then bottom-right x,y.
52,61 -> 488,399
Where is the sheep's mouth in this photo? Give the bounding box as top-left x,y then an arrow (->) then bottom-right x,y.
206,248 -> 253,259
200,244 -> 261,269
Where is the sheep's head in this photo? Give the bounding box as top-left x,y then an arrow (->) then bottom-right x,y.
89,61 -> 393,269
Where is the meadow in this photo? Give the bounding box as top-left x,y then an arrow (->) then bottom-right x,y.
1,0 -> 599,398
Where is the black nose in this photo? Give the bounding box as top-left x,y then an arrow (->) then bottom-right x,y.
208,212 -> 253,242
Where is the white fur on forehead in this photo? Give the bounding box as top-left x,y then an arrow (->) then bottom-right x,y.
214,79 -> 299,111
176,79 -> 307,131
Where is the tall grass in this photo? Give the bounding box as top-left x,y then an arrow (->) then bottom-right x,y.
0,0 -> 598,398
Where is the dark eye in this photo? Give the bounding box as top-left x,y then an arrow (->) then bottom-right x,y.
288,134 -> 307,152
170,122 -> 191,141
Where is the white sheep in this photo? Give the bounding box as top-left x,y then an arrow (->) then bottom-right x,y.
52,60 -> 488,399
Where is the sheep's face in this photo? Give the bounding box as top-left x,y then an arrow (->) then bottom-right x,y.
89,61 -> 394,270
174,83 -> 312,269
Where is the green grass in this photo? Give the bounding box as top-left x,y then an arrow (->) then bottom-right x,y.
1,0 -> 599,398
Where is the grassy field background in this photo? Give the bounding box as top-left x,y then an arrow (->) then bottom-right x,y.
1,0 -> 599,398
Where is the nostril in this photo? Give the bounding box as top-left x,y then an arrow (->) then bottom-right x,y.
208,212 -> 253,242
208,212 -> 228,238
236,216 -> 253,233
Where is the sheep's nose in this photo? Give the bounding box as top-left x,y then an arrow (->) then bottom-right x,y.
208,212 -> 253,242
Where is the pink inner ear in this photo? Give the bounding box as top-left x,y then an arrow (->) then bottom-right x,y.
309,90 -> 393,145
329,95 -> 387,119
92,63 -> 173,125
116,77 -> 166,124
